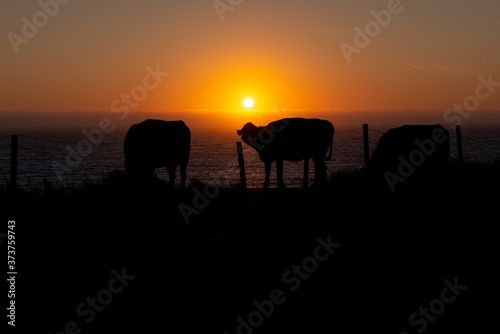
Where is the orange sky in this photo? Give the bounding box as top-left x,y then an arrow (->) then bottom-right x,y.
1,0 -> 499,129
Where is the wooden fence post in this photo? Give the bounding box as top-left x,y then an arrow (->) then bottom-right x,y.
363,124 -> 369,168
10,135 -> 18,193
236,142 -> 247,188
303,158 -> 309,189
455,125 -> 463,165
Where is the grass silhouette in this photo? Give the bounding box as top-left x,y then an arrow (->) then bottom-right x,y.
2,161 -> 498,333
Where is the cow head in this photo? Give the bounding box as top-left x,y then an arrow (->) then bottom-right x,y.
237,122 -> 258,146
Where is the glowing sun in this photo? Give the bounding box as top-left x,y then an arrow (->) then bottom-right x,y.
243,98 -> 254,108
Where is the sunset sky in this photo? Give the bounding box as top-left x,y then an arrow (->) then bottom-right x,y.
1,0 -> 499,129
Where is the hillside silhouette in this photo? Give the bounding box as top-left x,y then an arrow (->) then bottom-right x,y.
2,161 -> 498,333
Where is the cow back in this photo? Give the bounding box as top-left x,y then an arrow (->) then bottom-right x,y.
259,118 -> 334,162
369,124 -> 450,192
124,119 -> 190,166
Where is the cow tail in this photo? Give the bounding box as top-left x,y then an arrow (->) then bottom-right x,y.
326,131 -> 334,161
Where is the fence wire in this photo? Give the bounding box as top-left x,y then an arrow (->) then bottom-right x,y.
0,125 -> 498,189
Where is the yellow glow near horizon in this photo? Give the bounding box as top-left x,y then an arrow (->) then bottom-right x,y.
243,98 -> 254,108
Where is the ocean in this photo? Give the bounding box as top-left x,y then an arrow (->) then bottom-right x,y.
1,125 -> 499,189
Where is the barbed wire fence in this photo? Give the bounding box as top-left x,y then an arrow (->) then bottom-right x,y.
0,125 -> 499,190
0,134 -> 124,189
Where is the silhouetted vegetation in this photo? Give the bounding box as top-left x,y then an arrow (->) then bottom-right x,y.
2,161 -> 498,333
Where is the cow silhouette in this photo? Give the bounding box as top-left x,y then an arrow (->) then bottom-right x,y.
237,118 -> 334,188
124,120 -> 190,187
369,125 -> 450,192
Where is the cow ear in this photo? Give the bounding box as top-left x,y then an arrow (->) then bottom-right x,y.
237,130 -> 243,135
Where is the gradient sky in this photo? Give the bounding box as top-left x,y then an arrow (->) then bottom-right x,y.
1,0 -> 499,128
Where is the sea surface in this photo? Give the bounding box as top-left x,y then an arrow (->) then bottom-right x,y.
1,125 -> 499,189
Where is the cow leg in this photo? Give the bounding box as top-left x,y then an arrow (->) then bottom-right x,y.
180,161 -> 188,188
276,159 -> 286,189
263,161 -> 271,189
146,166 -> 155,179
313,158 -> 327,187
166,163 -> 176,186
137,165 -> 154,188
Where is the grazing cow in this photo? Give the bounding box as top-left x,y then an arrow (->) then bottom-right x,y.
369,125 -> 450,192
237,118 -> 334,188
124,120 -> 190,186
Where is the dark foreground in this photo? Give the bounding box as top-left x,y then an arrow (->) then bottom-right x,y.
2,162 -> 499,334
